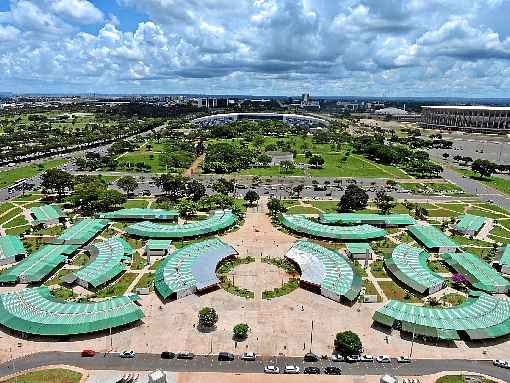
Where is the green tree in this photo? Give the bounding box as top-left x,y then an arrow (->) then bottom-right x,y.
414,206 -> 429,219
280,160 -> 295,173
233,323 -> 250,339
41,168 -> 74,199
308,154 -> 325,168
155,174 -> 189,200
186,179 -> 206,201
244,190 -> 260,206
177,198 -> 199,218
334,331 -> 362,356
374,189 -> 396,215
471,159 -> 497,178
337,184 -> 368,212
267,198 -> 287,216
212,178 -> 235,195
198,307 -> 218,328
116,176 -> 138,195
293,184 -> 304,198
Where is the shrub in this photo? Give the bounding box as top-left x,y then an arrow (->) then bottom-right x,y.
198,307 -> 218,328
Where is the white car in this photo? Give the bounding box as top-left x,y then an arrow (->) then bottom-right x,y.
264,365 -> 280,374
331,354 -> 344,362
376,355 -> 391,363
241,352 -> 256,361
397,356 -> 411,363
361,354 -> 374,362
119,350 -> 135,358
284,365 -> 300,374
493,360 -> 509,368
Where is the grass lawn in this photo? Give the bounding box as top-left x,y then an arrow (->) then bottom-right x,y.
5,225 -> 30,235
0,159 -> 67,188
13,193 -> 43,202
45,269 -> 73,286
134,272 -> 154,290
131,253 -> 147,270
436,375 -> 496,383
378,280 -> 421,303
236,166 -> 305,176
71,253 -> 89,267
150,258 -> 164,270
50,286 -> 76,300
309,200 -> 338,212
31,224 -> 65,236
3,214 -> 28,228
123,199 -> 150,209
1,368 -> 82,383
428,260 -> 450,273
116,151 -> 165,172
363,279 -> 382,302
441,293 -> 466,306
370,260 -> 387,278
457,168 -> 510,197
0,202 -> 15,215
96,272 -> 137,298
474,203 -> 510,215
287,206 -> 321,214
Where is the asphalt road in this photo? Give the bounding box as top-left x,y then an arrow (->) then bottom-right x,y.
0,352 -> 509,380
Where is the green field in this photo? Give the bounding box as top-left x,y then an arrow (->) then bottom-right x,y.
0,159 -> 67,188
96,272 -> 137,298
457,168 -> 510,196
123,199 -> 150,209
0,368 -> 82,383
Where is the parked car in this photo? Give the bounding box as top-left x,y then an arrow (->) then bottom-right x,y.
331,354 -> 344,362
361,354 -> 374,362
141,189 -> 151,196
346,355 -> 361,362
493,360 -> 510,368
240,352 -> 256,361
324,366 -> 342,375
304,352 -> 319,362
218,352 -> 235,361
376,355 -> 391,363
176,352 -> 194,359
303,366 -> 320,374
284,365 -> 300,374
119,351 -> 135,358
264,365 -> 280,374
81,349 -> 96,357
397,356 -> 412,363
160,351 -> 175,359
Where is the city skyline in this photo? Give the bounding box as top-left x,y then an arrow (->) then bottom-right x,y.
1,0 -> 510,97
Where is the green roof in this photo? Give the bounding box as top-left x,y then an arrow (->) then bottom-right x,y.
320,213 -> 415,226
50,219 -> 110,245
147,239 -> 173,251
0,235 -> 26,261
373,291 -> 510,340
280,214 -> 386,240
286,240 -> 362,301
98,208 -> 179,220
30,204 -> 65,224
0,244 -> 78,283
497,245 -> 510,268
408,224 -> 458,250
0,287 -> 144,336
125,210 -> 236,239
453,214 -> 486,233
345,242 -> 373,254
70,238 -> 133,288
442,252 -> 510,293
154,238 -> 237,299
384,244 -> 445,294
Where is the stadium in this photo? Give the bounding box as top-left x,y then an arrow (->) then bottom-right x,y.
191,112 -> 329,127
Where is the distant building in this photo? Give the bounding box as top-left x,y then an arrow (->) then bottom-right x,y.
420,105 -> 510,132
373,107 -> 420,121
265,151 -> 294,166
191,113 -> 329,127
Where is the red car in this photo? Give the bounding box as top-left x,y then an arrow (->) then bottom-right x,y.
81,349 -> 96,357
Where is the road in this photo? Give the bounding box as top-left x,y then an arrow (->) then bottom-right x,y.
0,352 -> 508,380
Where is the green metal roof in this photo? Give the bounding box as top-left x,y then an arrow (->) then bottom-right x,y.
30,204 -> 65,223
408,224 -> 458,250
373,291 -> 510,340
384,244 -> 445,294
97,208 -> 179,220
154,238 -> 237,299
280,214 -> 386,240
70,238 -> 133,288
320,213 -> 415,226
0,235 -> 26,261
345,242 -> 372,254
0,287 -> 144,336
286,240 -> 362,301
442,252 -> 510,293
50,219 -> 110,245
453,214 -> 486,233
0,244 -> 78,283
125,210 -> 236,239
147,239 -> 173,251
497,245 -> 510,268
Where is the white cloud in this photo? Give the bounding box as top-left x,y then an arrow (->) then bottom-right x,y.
51,0 -> 103,24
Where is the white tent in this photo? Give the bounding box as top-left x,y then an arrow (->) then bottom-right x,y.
380,375 -> 397,383
149,370 -> 166,383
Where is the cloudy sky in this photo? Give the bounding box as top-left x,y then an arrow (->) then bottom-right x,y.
1,0 -> 510,97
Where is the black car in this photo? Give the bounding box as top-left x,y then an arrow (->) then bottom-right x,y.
324,366 -> 342,375
303,366 -> 321,375
218,352 -> 235,361
304,352 -> 319,362
160,351 -> 175,359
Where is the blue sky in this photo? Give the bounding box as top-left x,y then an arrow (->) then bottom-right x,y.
1,0 -> 510,97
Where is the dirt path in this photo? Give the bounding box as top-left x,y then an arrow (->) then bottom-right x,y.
184,154 -> 205,176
